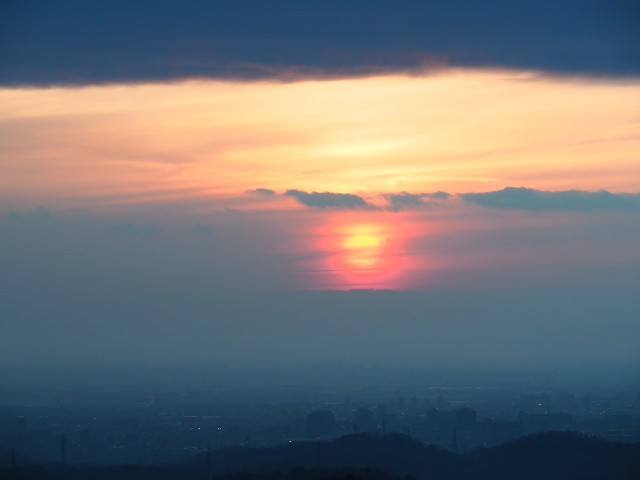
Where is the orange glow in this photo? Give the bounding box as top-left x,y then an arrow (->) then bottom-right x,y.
2,70 -> 639,208
2,70 -> 639,291
301,214 -> 425,290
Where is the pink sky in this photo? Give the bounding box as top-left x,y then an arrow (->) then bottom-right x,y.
1,69 -> 639,290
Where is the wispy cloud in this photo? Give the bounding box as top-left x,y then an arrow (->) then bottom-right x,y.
106,223 -> 160,236
246,188 -> 276,196
7,206 -> 52,220
192,224 -> 213,235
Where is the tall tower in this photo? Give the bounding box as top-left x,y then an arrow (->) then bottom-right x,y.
60,433 -> 66,464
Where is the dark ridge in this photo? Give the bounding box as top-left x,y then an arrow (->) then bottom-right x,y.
0,450 -> 59,468
2,431 -> 639,479
0,464 -> 210,480
182,432 -> 456,478
212,467 -> 403,480
466,431 -> 640,480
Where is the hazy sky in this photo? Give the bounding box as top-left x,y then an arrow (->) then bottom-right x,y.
1,1 -> 639,374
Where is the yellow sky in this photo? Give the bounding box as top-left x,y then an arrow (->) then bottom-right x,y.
1,69 -> 639,208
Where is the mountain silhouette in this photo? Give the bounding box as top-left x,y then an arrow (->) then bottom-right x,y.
184,433 -> 456,478
2,431 -> 639,479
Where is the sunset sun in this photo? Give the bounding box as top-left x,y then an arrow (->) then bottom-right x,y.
344,233 -> 381,267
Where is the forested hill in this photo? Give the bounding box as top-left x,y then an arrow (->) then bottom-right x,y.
185,432 -> 456,478
2,431 -> 639,480
185,431 -> 639,480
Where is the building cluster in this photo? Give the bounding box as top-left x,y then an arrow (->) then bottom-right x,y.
1,383 -> 638,465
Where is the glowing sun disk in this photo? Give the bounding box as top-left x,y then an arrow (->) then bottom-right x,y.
344,234 -> 380,249
344,234 -> 381,267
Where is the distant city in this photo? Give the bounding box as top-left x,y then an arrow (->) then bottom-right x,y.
1,368 -> 638,466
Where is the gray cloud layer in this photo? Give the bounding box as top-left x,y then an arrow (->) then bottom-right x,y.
106,223 -> 160,236
461,187 -> 640,211
383,192 -> 452,211
262,187 -> 640,212
285,190 -> 371,209
246,188 -> 277,196
1,288 -> 638,370
2,197 -> 639,371
7,206 -> 51,220
2,0 -> 638,86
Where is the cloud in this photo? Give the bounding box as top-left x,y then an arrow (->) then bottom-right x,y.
192,224 -> 213,235
7,206 -> 51,220
246,188 -> 276,196
285,189 -> 370,209
461,187 -> 640,211
106,223 -> 160,236
383,191 -> 451,211
248,187 -> 640,212
2,0 -> 637,86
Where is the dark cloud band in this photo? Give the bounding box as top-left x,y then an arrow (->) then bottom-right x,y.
461,187 -> 640,211
106,223 -> 160,236
285,190 -> 370,209
279,187 -> 640,212
246,188 -> 276,196
2,0 -> 638,86
383,192 -> 451,211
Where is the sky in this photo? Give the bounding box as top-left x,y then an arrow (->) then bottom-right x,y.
1,1 -> 639,376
